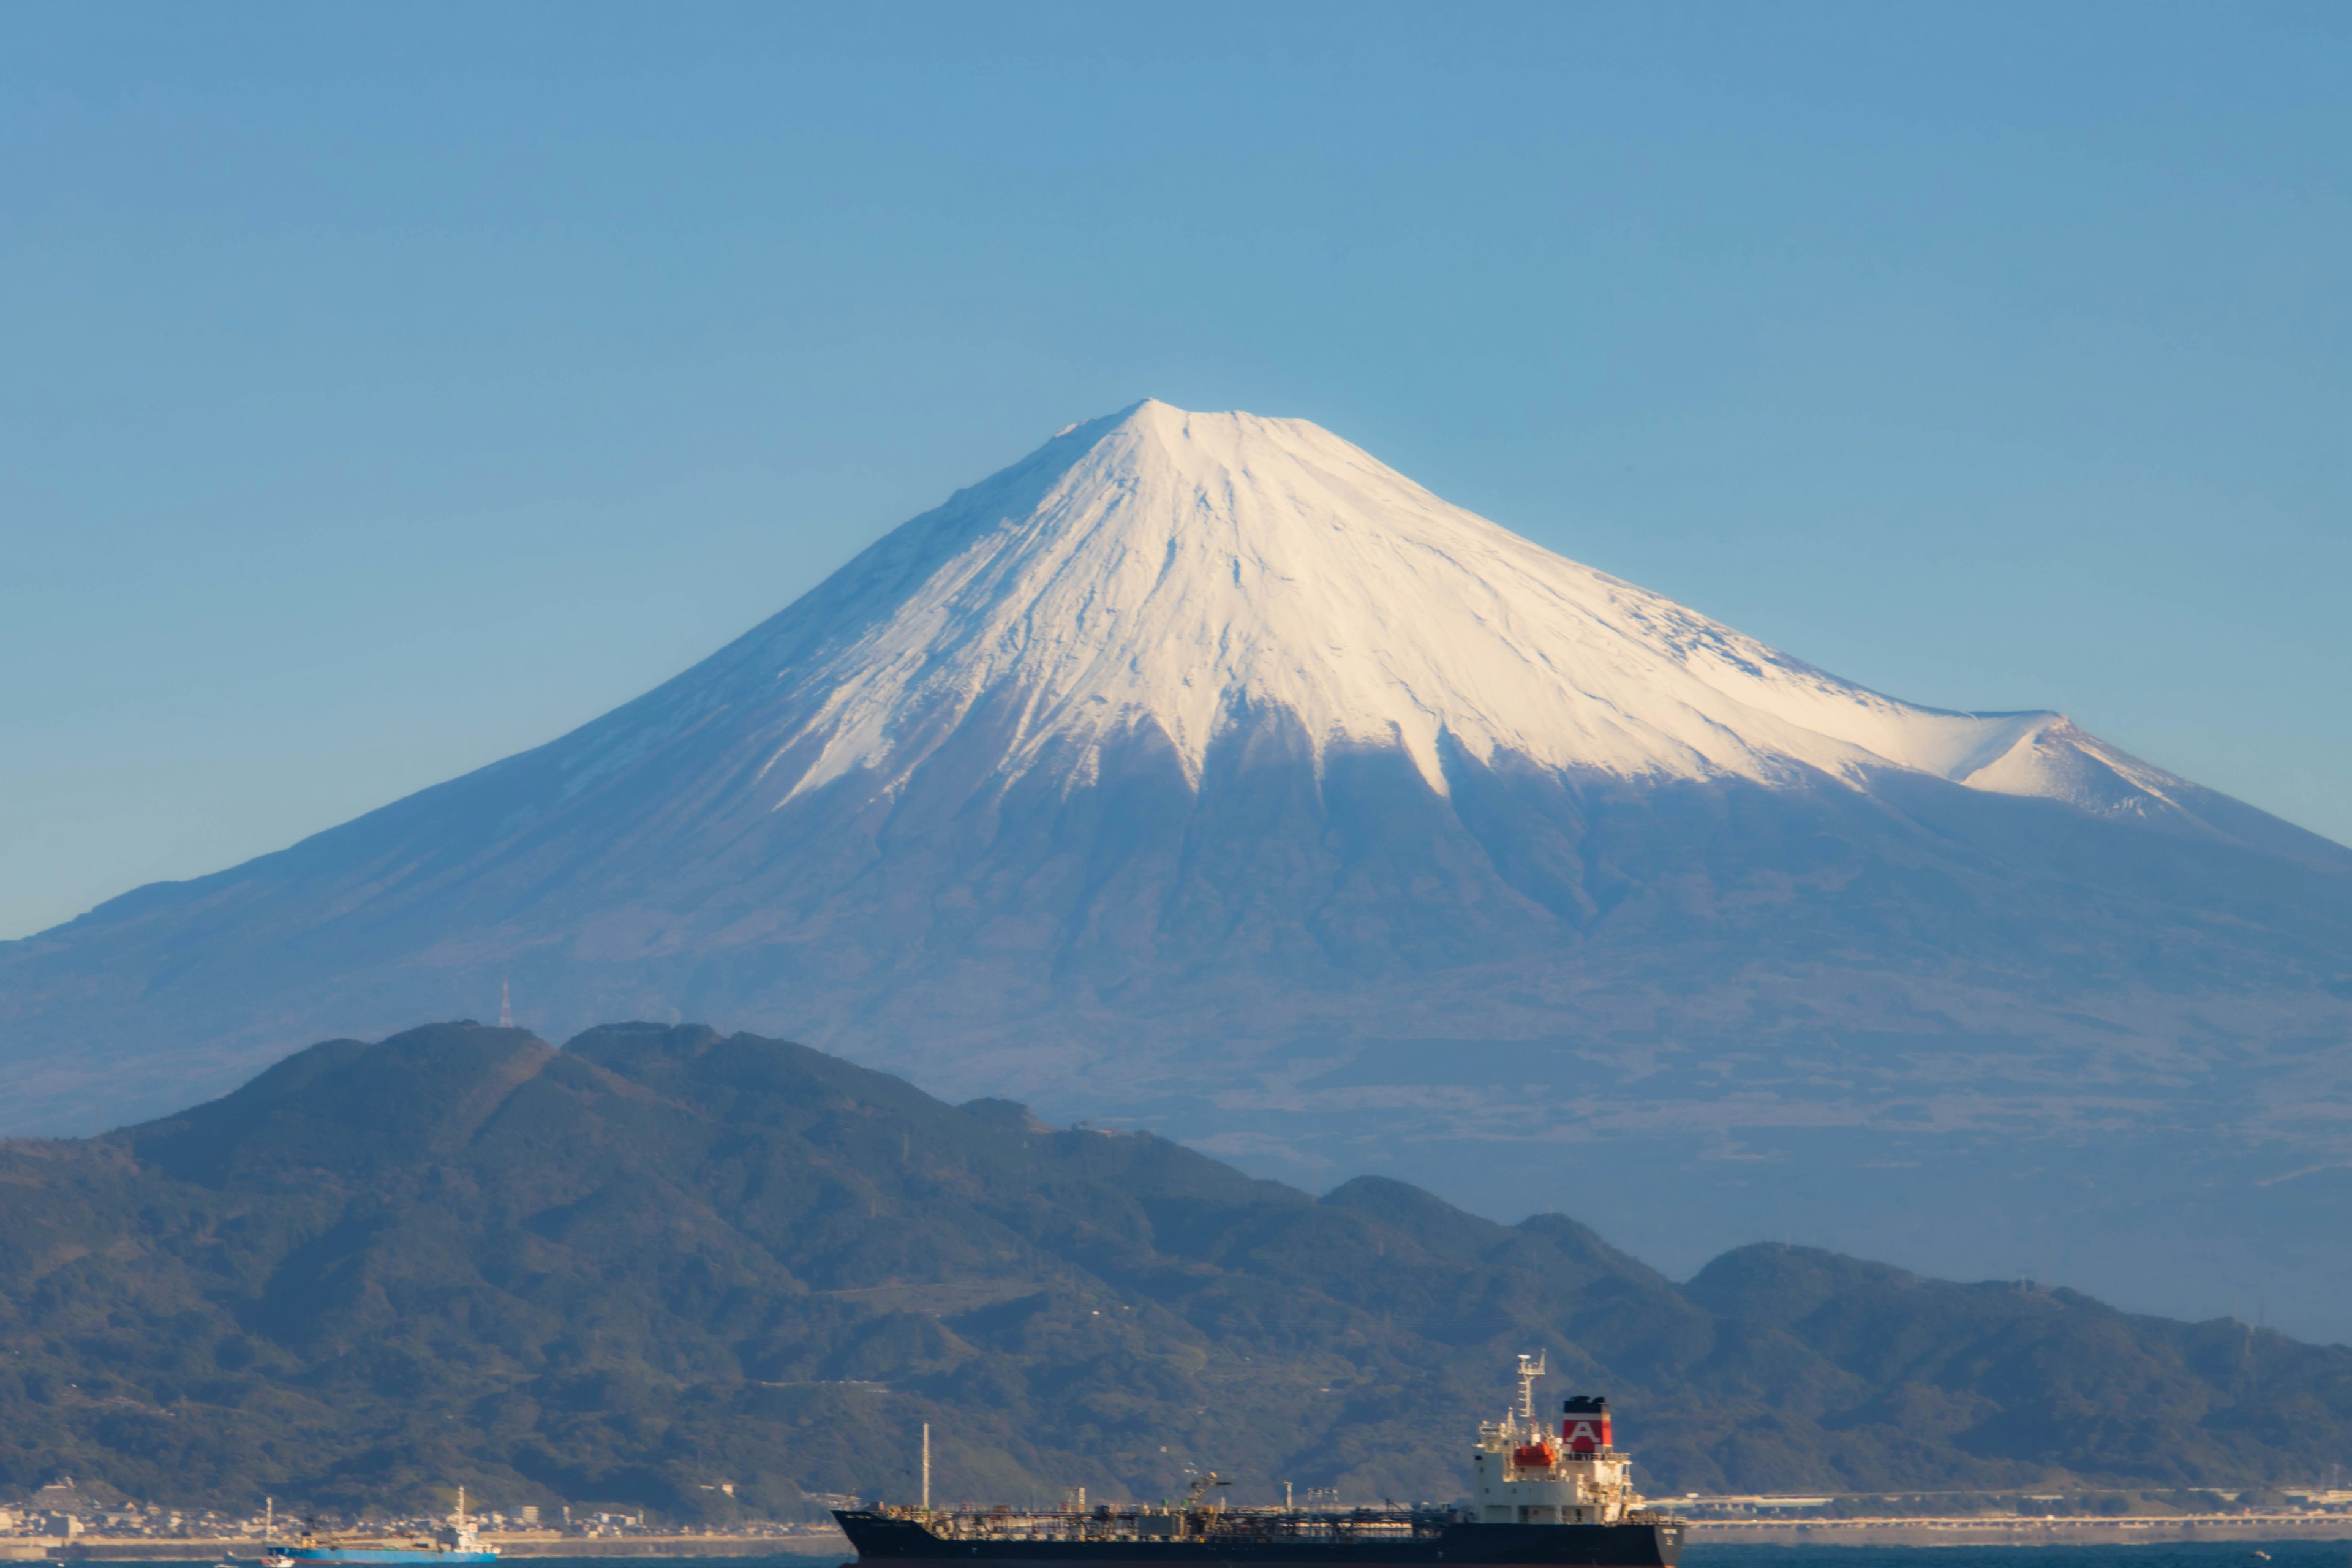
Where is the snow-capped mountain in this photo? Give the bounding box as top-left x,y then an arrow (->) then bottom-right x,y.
554,399 -> 2219,831
6,401 -> 2350,1334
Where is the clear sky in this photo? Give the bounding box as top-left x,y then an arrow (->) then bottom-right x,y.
3,2 -> 2346,941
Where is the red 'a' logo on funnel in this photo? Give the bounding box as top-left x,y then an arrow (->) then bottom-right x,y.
1562,1396 -> 1611,1452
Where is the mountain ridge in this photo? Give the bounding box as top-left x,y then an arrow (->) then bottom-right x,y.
3,1019 -> 2346,1518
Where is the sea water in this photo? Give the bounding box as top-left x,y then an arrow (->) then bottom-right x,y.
1688,1545 -> 2352,1568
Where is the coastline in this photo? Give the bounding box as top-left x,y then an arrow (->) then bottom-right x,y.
0,1536 -> 853,1562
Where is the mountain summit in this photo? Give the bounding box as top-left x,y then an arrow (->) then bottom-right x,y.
6,402 -> 2351,1336
554,399 -> 2233,826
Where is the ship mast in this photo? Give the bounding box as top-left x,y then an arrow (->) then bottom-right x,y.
1514,1352 -> 1545,1436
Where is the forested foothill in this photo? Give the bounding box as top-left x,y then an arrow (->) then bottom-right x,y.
2,1022 -> 2345,1520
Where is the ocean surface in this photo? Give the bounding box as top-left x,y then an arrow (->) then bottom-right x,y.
1689,1545 -> 2351,1568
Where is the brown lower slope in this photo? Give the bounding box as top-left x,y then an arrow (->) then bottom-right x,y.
0,1022 -> 2345,1520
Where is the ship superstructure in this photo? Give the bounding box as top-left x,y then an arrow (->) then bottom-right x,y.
259,1487 -> 499,1566
1470,1355 -> 1641,1526
834,1355 -> 1680,1567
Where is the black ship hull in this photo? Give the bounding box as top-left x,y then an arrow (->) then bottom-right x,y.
833,1515 -> 1681,1568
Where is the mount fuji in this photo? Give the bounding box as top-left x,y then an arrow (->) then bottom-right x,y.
8,401 -> 2351,1332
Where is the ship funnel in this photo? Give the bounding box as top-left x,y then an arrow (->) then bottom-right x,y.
1562,1395 -> 1611,1453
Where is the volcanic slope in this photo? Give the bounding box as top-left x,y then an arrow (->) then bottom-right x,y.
4,401 -> 2351,1332
5,1020 -> 2348,1517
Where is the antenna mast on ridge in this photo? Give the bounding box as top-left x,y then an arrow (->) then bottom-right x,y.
499,978 -> 513,1029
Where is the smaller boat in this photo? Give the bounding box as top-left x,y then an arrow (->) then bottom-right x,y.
260,1488 -> 501,1566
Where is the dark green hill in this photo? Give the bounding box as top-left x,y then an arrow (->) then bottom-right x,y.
1,1021 -> 2344,1518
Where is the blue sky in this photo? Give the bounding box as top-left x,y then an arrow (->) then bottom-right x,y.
3,2 -> 2346,940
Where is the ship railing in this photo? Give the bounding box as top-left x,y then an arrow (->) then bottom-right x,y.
872,1506 -> 1457,1542
1200,1512 -> 1447,1541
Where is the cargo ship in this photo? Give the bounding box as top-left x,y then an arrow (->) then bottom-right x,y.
834,1356 -> 1681,1568
259,1489 -> 500,1566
